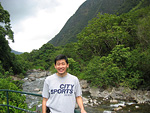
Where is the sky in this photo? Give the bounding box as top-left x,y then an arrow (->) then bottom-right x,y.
1,0 -> 86,52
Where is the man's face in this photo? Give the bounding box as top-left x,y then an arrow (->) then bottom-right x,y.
54,59 -> 69,75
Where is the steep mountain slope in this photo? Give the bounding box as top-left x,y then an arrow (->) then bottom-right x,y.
48,0 -> 141,46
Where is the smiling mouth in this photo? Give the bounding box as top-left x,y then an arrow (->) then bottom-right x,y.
58,68 -> 65,72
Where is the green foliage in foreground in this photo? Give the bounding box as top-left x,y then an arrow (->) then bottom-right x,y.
0,78 -> 27,113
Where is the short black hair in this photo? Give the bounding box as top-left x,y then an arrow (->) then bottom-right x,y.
54,54 -> 68,65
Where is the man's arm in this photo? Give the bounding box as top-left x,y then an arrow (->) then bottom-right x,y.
76,96 -> 87,113
42,97 -> 48,113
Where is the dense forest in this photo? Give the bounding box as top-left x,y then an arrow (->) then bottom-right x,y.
0,0 -> 150,112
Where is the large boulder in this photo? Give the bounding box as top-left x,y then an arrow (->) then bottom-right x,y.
80,80 -> 89,89
89,87 -> 100,98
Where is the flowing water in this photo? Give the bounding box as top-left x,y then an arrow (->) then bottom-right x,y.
81,92 -> 150,113
22,76 -> 150,113
82,99 -> 150,113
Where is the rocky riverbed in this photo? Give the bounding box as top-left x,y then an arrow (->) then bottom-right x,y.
20,69 -> 150,113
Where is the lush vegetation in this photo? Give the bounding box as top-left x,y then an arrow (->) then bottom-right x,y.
0,77 -> 27,113
0,0 -> 150,112
20,1 -> 150,89
0,3 -> 35,112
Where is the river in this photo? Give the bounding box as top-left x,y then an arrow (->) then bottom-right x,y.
22,70 -> 150,113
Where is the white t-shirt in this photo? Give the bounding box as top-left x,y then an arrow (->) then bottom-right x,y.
42,73 -> 82,113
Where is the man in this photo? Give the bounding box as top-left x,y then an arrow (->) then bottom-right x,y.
42,54 -> 87,113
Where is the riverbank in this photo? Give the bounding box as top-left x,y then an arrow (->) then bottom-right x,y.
80,79 -> 150,104
79,80 -> 150,112
16,69 -> 150,112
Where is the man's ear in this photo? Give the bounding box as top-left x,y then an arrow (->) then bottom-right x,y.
67,64 -> 69,68
54,64 -> 56,69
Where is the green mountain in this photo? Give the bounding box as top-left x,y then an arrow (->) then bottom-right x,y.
48,0 -> 141,46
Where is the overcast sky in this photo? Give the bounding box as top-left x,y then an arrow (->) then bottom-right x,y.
1,0 -> 86,52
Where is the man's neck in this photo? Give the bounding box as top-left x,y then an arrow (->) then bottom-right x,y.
56,72 -> 67,77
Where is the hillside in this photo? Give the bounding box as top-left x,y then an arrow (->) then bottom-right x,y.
48,0 -> 141,46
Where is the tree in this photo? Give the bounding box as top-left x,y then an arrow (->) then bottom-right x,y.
0,3 -> 14,72
137,9 -> 150,49
76,13 -> 137,61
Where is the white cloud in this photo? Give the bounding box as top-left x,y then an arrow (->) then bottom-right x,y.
1,0 -> 86,52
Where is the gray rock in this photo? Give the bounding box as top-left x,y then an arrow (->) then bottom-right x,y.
100,90 -> 110,98
37,91 -> 42,94
36,71 -> 47,78
34,88 -> 40,91
113,106 -> 122,111
28,76 -> 36,81
28,74 -> 36,77
89,87 -> 100,97
110,99 -> 118,103
80,80 -> 89,89
82,97 -> 89,105
46,71 -> 51,76
135,106 -> 140,109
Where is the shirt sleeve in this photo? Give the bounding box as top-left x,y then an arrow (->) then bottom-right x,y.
75,78 -> 82,97
42,79 -> 50,98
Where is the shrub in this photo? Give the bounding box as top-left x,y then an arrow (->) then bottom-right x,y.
0,78 -> 27,113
